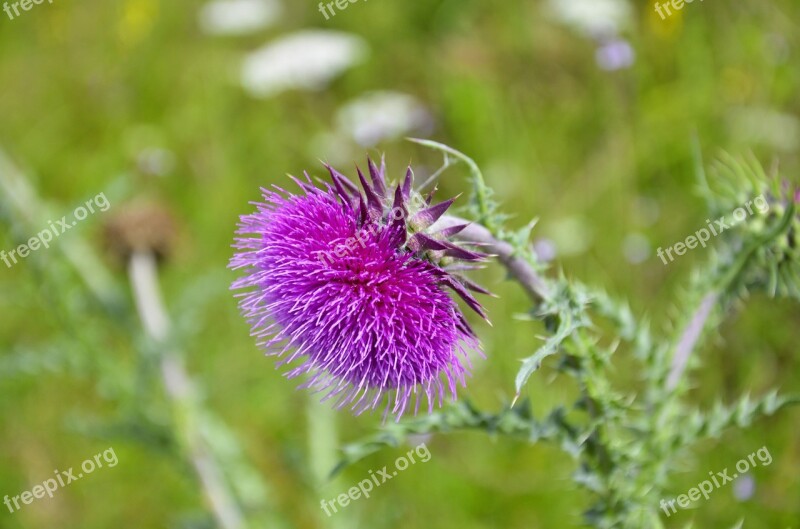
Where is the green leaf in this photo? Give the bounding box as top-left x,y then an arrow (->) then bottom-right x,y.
513,310 -> 582,400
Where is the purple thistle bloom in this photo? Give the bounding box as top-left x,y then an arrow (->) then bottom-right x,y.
230,158 -> 489,420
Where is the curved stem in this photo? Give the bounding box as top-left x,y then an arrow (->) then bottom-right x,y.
666,292 -> 718,390
437,215 -> 550,303
666,203 -> 795,391
128,251 -> 246,529
409,138 -> 495,230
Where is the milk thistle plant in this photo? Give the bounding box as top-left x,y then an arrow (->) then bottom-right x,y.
231,140 -> 800,528
1,137 -> 797,528
230,158 -> 489,420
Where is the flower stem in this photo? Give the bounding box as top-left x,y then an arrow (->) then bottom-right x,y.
307,396 -> 352,529
128,251 -> 246,529
666,291 -> 718,390
438,215 -> 550,303
409,138 -> 495,230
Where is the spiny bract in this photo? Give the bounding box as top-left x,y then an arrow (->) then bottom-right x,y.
230,157 -> 489,420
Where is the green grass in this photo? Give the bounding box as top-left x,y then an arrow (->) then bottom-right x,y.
1,0 -> 799,527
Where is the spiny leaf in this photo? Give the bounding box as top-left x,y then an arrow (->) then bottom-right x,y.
513,311 -> 583,402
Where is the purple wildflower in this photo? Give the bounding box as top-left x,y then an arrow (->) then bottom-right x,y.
230,158 -> 489,420
595,38 -> 635,71
733,474 -> 756,501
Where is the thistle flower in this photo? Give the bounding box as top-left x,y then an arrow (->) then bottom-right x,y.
230,158 -> 489,420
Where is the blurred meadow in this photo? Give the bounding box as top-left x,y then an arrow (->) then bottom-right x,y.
1,0 -> 799,528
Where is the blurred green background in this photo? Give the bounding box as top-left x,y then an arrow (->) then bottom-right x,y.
1,0 -> 799,527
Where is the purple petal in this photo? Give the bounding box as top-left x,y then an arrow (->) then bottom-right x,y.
402,166 -> 414,200
438,273 -> 488,319
357,166 -> 384,220
326,164 -> 359,205
440,241 -> 486,261
407,232 -> 449,253
452,274 -> 494,296
386,186 -> 407,247
368,156 -> 387,198
409,195 -> 459,230
435,223 -> 470,238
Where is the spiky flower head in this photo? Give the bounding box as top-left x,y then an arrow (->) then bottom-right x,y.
230,157 -> 489,420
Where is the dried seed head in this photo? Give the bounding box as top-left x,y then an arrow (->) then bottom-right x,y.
105,201 -> 177,263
